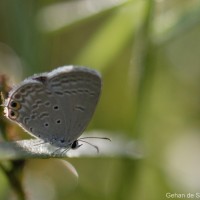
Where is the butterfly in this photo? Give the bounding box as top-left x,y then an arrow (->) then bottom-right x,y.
4,66 -> 107,152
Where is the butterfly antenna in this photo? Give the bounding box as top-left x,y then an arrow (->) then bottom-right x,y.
79,136 -> 111,142
78,139 -> 99,153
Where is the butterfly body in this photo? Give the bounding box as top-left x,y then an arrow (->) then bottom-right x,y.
4,66 -> 101,149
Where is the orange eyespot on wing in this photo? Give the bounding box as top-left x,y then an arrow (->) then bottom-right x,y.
7,109 -> 19,120
9,100 -> 21,110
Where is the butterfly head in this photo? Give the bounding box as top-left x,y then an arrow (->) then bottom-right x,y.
71,140 -> 82,150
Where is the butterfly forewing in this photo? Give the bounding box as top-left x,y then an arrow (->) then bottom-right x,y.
47,66 -> 101,143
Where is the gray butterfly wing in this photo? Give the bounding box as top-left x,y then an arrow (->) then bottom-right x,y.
4,66 -> 101,148
4,75 -> 67,144
47,66 -> 101,145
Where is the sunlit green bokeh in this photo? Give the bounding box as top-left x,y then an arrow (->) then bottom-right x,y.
1,0 -> 200,200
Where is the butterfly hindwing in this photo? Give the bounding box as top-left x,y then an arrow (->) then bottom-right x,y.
4,77 -> 66,142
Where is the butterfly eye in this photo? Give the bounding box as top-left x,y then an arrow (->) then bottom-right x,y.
8,109 -> 18,120
9,100 -> 21,110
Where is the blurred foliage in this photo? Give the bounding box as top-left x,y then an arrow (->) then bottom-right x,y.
0,0 -> 200,199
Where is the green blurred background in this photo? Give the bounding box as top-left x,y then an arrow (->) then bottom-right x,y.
1,0 -> 200,199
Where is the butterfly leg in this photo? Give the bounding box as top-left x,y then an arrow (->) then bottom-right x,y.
51,147 -> 63,157
60,148 -> 70,157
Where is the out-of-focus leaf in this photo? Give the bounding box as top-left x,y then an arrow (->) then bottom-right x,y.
36,0 -> 129,33
75,1 -> 145,70
0,132 -> 142,160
